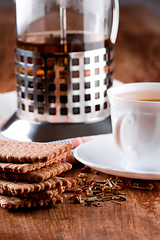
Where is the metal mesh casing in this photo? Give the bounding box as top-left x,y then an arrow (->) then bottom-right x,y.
16,46 -> 113,123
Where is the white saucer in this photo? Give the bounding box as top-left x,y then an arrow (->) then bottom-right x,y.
74,134 -> 160,180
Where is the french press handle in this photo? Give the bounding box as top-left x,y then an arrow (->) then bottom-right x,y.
110,0 -> 119,44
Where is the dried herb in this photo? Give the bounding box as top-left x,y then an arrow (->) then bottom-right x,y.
67,171 -> 155,207
68,174 -> 128,206
109,176 -> 154,191
69,195 -> 84,204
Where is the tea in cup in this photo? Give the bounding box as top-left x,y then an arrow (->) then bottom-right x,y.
107,82 -> 160,171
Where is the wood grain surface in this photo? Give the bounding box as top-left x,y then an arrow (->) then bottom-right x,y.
0,5 -> 160,240
0,165 -> 160,240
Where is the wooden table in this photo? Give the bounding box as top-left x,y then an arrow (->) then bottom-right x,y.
0,5 -> 160,240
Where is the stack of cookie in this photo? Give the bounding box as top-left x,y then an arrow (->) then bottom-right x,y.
0,140 -> 74,210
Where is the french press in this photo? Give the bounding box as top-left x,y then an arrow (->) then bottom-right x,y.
1,0 -> 119,141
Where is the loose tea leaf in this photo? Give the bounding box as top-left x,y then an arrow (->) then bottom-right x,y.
109,176 -> 154,191
66,169 -> 154,207
68,173 -> 128,206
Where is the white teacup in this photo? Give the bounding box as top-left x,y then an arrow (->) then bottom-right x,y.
107,82 -> 160,171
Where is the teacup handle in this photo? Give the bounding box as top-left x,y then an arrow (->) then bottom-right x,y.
114,113 -> 136,152
110,0 -> 119,44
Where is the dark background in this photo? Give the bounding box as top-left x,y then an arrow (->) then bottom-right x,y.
1,0 -> 160,19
